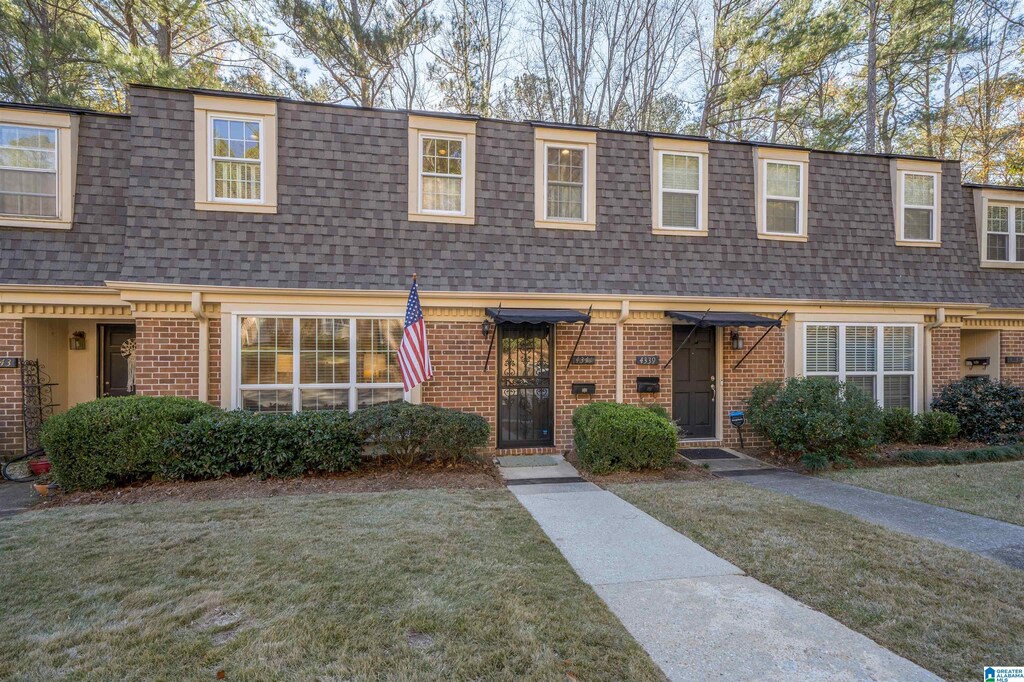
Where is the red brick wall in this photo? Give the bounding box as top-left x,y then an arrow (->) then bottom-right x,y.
623,323 -> 673,412
1000,330 -> 1024,386
208,317 -> 222,405
721,325 -> 786,448
555,322 -> 615,449
930,327 -> 961,397
0,320 -> 24,456
135,318 -> 200,399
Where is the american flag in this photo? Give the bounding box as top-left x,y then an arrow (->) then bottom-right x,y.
398,277 -> 432,391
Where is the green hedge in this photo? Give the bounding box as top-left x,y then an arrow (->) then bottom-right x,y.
895,443 -> 1024,465
40,396 -> 217,490
915,411 -> 960,445
351,402 -> 489,466
931,378 -> 1024,443
572,402 -> 677,474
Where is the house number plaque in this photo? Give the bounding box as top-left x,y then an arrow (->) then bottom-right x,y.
570,355 -> 596,365
635,355 -> 660,365
0,358 -> 20,368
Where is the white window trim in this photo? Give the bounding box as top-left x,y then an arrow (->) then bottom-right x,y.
0,122 -> 60,219
803,322 -> 918,411
208,114 -> 265,205
658,151 -> 702,231
983,202 -> 1020,264
417,132 -> 466,216
891,158 -> 942,247
898,170 -> 940,243
0,109 -> 76,230
977,189 -> 1024,269
194,95 -> 277,213
407,114 -> 476,225
762,159 -> 805,237
650,137 -> 709,237
233,313 -> 410,413
543,142 -> 589,224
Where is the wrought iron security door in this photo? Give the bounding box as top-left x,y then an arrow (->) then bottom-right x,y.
498,324 -> 554,448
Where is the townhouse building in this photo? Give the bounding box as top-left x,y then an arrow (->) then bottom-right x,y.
1,85 -> 1022,455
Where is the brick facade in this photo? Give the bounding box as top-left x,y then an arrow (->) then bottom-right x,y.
207,316 -> 222,405
622,324 -> 674,413
555,322 -> 616,449
1000,330 -> 1024,386
930,326 -> 961,397
720,325 -> 786,448
134,318 -> 201,399
0,320 -> 24,456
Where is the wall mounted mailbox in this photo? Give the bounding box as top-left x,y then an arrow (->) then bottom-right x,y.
965,357 -> 991,369
571,383 -> 596,395
636,376 -> 660,393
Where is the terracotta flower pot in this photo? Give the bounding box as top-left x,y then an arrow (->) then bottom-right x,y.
33,483 -> 50,496
29,458 -> 51,475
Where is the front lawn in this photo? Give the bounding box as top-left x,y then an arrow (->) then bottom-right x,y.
611,480 -> 1024,682
823,460 -> 1024,525
0,489 -> 661,681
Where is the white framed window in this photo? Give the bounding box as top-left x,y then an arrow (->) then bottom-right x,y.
804,323 -> 918,410
545,144 -> 586,221
0,123 -> 59,218
418,134 -> 464,215
194,95 -> 277,213
899,171 -> 938,242
984,203 -> 1024,262
763,160 -> 803,235
237,315 -> 407,413
659,152 -> 702,230
210,116 -> 263,203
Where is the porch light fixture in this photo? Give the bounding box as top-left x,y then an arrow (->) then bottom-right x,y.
731,330 -> 744,350
69,331 -> 86,351
481,319 -> 491,338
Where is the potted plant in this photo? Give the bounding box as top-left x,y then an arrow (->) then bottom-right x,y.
32,475 -> 58,497
28,456 -> 51,476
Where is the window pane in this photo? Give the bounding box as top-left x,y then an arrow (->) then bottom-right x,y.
421,137 -> 462,177
214,160 -> 261,200
766,162 -> 800,198
547,183 -> 584,220
883,376 -> 912,409
212,118 -> 260,160
845,326 -> 877,372
662,192 -> 698,229
904,208 -> 933,240
356,387 -> 404,409
547,147 -> 584,182
0,125 -> 59,218
241,389 -> 293,412
904,173 -> 934,206
299,318 -> 350,384
546,146 -> 584,220
988,233 -> 1009,261
806,325 -> 839,373
356,319 -> 403,384
847,375 -> 876,400
988,205 -> 1009,232
421,175 -> 462,212
240,317 -> 293,385
300,388 -> 349,411
662,154 -> 699,191
883,327 -> 915,372
766,199 -> 798,233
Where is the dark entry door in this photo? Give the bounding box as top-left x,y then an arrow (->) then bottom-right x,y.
498,324 -> 554,448
672,325 -> 716,438
99,324 -> 137,398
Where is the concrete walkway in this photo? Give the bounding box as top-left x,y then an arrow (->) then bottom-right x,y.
498,457 -> 939,681
0,481 -> 37,519
736,470 -> 1024,570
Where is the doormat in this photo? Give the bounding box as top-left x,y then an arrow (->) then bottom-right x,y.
506,476 -> 587,486
680,448 -> 739,460
496,455 -> 560,467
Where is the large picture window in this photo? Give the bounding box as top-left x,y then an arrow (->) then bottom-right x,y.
238,316 -> 406,413
804,323 -> 917,409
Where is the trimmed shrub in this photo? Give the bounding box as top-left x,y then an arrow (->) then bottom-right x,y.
352,402 -> 490,466
40,395 -> 217,490
931,378 -> 1024,443
747,377 -> 882,467
572,402 -> 677,474
881,408 -> 918,444
163,410 -> 361,479
915,411 -> 960,445
896,442 -> 1024,465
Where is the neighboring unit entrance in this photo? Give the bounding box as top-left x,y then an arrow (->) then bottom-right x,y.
497,324 -> 554,448
672,325 -> 716,438
98,324 -> 137,397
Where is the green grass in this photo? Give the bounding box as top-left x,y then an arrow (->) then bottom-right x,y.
611,480 -> 1024,682
0,489 -> 661,681
824,460 -> 1024,525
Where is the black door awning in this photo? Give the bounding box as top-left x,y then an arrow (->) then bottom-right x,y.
666,311 -> 782,328
486,308 -> 591,325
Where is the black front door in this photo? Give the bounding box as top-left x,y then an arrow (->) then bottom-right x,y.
498,324 -> 554,448
672,325 -> 716,438
99,324 -> 137,398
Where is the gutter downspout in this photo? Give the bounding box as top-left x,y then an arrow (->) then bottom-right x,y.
191,291 -> 209,404
615,299 -> 630,402
924,307 -> 946,409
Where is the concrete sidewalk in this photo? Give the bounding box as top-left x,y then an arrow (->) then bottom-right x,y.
506,465 -> 938,680
0,482 -> 37,519
736,470 -> 1024,570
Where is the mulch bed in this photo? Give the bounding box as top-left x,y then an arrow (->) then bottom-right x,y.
36,459 -> 503,509
752,440 -> 1001,473
563,449 -> 713,484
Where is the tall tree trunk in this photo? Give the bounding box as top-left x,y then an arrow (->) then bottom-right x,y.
865,0 -> 878,153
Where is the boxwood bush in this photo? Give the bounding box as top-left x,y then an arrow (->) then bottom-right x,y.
931,377 -> 1024,443
915,410 -> 960,445
163,409 -> 362,479
880,407 -> 918,444
747,377 -> 882,469
572,402 -> 677,474
40,395 -> 217,490
351,402 -> 489,466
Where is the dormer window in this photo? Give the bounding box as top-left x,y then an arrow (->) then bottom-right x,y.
984,202 -> 1024,263
892,159 -> 941,246
0,109 -> 75,230
533,127 -> 597,231
211,117 -> 263,202
407,115 -> 476,224
754,147 -> 809,242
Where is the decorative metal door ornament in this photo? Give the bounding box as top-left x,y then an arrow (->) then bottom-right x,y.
121,338 -> 137,392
